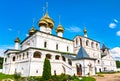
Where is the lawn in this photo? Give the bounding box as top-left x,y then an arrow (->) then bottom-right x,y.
0,73 -> 14,81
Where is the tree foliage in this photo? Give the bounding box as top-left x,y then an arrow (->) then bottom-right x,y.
116,60 -> 120,68
0,57 -> 3,69
42,57 -> 51,80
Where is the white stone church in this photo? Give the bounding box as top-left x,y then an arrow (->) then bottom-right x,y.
2,6 -> 116,77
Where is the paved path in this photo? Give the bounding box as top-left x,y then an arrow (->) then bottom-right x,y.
94,73 -> 120,81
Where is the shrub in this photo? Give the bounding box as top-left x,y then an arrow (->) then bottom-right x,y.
14,72 -> 21,80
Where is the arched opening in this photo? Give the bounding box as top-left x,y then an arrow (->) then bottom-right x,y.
76,64 -> 82,76
62,66 -> 66,74
33,51 -> 41,58
13,56 -> 15,61
68,59 -> 72,65
55,55 -> 60,60
86,40 -> 89,46
80,38 -> 82,46
46,54 -> 51,59
91,42 -> 94,48
62,56 -> 66,62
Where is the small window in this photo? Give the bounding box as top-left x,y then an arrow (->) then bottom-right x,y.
13,56 -> 15,61
86,40 -> 89,46
44,41 -> 47,48
36,70 -> 38,73
23,53 -> 25,59
27,52 -> 29,58
56,44 -> 58,50
67,46 -> 69,52
68,59 -> 72,65
5,58 -> 7,62
62,56 -> 66,62
98,60 -> 100,64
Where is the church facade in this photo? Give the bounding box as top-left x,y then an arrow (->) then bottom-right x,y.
2,7 -> 117,77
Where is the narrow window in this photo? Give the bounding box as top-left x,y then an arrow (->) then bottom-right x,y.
56,44 -> 58,50
67,46 -> 69,52
44,41 -> 47,48
13,56 -> 15,61
27,52 -> 29,58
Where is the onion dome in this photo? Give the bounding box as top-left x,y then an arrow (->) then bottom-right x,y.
29,26 -> 35,36
38,12 -> 54,29
14,37 -> 20,43
84,27 -> 87,34
56,24 -> 64,33
38,17 -> 48,27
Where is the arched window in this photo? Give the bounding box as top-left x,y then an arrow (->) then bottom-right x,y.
44,41 -> 47,48
62,56 -> 66,62
91,42 -> 94,48
13,56 -> 15,61
33,51 -> 41,58
56,44 -> 58,50
55,55 -> 60,60
86,40 -> 89,46
80,38 -> 82,46
46,54 -> 51,59
68,59 -> 72,65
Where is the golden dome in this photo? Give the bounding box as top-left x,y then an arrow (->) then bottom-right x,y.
56,24 -> 64,33
29,26 -> 35,35
84,27 -> 87,34
38,12 -> 54,29
14,37 -> 20,43
38,18 -> 47,27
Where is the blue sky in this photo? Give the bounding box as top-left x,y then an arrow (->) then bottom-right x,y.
0,0 -> 120,57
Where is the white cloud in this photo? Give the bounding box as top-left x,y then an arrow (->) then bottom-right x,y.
116,31 -> 120,36
26,34 -> 29,37
109,23 -> 116,29
110,47 -> 120,60
114,19 -> 119,23
0,45 -> 14,57
8,28 -> 13,31
66,26 -> 81,33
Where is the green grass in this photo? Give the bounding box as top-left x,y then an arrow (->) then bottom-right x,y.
0,73 -> 14,81
80,77 -> 96,81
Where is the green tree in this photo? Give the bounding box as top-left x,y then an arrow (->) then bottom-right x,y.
42,57 -> 51,80
0,57 -> 3,69
116,60 -> 120,68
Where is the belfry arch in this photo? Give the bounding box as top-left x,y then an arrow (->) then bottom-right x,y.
76,64 -> 82,76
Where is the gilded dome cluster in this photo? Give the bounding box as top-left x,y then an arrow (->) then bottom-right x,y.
14,37 -> 20,43
29,26 -> 35,35
56,24 -> 64,33
84,27 -> 87,34
38,12 -> 54,29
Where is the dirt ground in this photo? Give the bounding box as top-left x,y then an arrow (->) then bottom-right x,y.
94,73 -> 120,81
